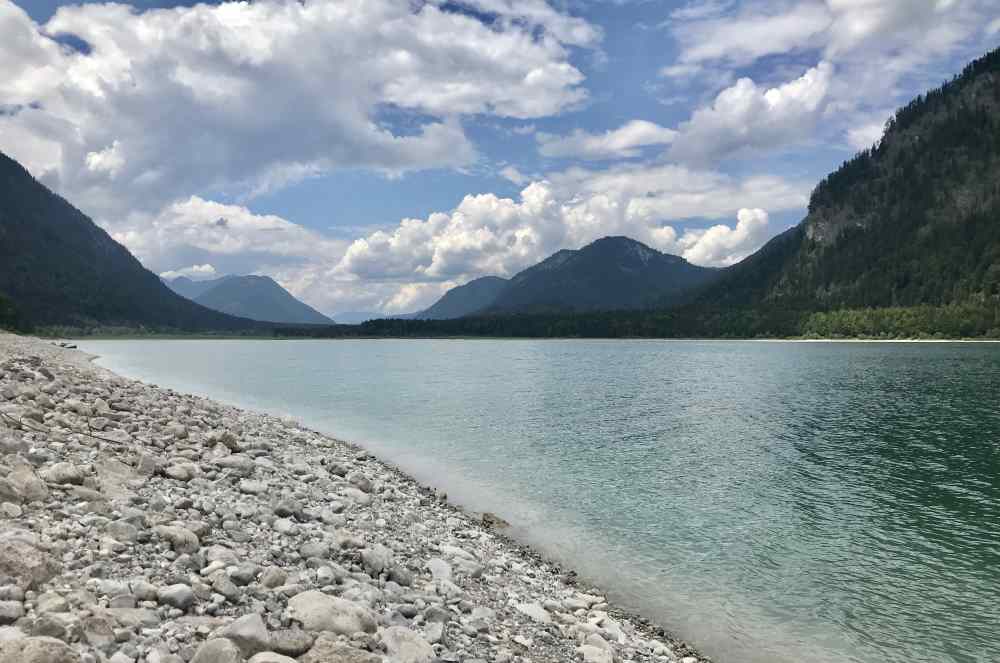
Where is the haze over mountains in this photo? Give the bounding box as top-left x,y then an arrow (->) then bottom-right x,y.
163,275 -> 333,325
0,47 -> 998,337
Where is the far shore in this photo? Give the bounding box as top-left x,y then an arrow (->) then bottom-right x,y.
61,333 -> 1000,343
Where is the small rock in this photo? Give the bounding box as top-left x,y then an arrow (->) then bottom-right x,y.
153,526 -> 200,554
157,584 -> 195,611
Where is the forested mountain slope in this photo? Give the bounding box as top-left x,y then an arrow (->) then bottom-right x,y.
703,46 -> 1000,312
0,152 -> 260,331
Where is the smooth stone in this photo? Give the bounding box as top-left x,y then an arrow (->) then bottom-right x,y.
190,638 -> 241,663
381,626 -> 435,663
286,590 -> 377,635
239,480 -> 267,495
0,636 -> 80,663
515,602 -> 552,624
426,558 -> 451,582
0,602 -> 23,626
217,613 -> 270,656
298,633 -> 380,663
360,544 -> 393,575
247,654 -> 297,663
157,584 -> 195,611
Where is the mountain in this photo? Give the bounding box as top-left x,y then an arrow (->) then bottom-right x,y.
162,276 -> 219,301
164,275 -> 333,325
696,46 -> 1000,318
413,276 -> 509,319
0,152 -> 260,331
486,236 -> 718,313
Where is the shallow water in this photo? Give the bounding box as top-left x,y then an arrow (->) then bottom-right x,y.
80,339 -> 1000,663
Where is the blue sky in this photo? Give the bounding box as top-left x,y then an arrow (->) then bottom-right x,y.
3,0 -> 998,315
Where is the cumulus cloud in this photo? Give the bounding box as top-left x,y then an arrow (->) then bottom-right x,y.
159,264 -> 218,281
536,120 -> 677,160
667,62 -> 833,163
112,197 -> 346,272
660,1 -> 996,163
330,164 -> 809,296
675,208 -> 771,266
0,0 -> 598,220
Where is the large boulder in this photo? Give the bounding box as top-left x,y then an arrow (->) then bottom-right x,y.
190,638 -> 241,663
38,463 -> 84,486
0,636 -> 80,663
217,613 -> 270,657
286,591 -> 377,635
0,458 -> 48,504
0,530 -> 60,591
381,626 -> 435,663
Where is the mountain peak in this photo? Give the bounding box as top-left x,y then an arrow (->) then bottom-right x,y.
164,274 -> 332,325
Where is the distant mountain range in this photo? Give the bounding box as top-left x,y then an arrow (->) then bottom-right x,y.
409,238 -> 717,319
164,275 -> 333,325
350,46 -> 1000,338
411,276 -> 509,319
2,47 -> 998,337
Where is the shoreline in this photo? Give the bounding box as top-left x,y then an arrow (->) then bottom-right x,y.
0,331 -> 707,663
61,333 -> 1000,343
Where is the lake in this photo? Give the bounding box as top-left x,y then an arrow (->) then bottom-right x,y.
79,339 -> 1000,663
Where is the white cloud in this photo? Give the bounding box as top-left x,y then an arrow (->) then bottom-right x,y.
670,2 -> 832,66
675,208 -> 771,266
0,0 -> 598,221
500,166 -> 529,184
159,264 -> 218,281
660,1 -> 996,164
846,114 -> 890,150
113,196 -> 346,269
84,141 -> 125,178
666,1 -> 991,68
668,62 -> 833,164
537,120 -> 677,160
330,164 -> 809,294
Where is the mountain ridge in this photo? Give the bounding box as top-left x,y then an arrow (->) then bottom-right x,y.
164,275 -> 333,325
0,151 -> 262,332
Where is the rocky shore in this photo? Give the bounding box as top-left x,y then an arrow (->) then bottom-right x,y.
0,332 -> 705,663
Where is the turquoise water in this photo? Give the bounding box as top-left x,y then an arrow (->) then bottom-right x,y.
79,339 -> 1000,663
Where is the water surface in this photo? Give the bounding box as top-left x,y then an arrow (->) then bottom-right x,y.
79,339 -> 1000,663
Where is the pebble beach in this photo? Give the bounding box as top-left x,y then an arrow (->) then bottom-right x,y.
0,332 -> 706,663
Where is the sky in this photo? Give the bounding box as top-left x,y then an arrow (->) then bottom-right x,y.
3,0 -> 999,317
